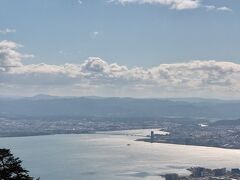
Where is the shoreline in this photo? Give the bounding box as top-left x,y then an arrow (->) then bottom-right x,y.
1,130 -> 240,151
136,138 -> 240,150
0,128 -> 159,138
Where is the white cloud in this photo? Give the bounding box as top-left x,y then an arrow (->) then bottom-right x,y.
77,0 -> 83,5
0,28 -> 16,34
110,0 -> 233,12
0,41 -> 33,70
90,31 -> 99,39
1,40 -> 240,98
217,6 -> 232,12
205,5 -> 232,12
205,5 -> 215,11
109,0 -> 201,10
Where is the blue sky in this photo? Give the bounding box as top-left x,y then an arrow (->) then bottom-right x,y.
0,0 -> 240,98
0,0 -> 239,67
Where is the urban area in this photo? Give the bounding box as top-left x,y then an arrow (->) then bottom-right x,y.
163,167 -> 240,180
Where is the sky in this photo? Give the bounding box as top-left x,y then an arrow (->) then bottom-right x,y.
0,0 -> 239,98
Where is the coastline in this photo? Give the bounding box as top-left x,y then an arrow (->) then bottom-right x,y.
136,138 -> 240,150
1,129 -> 240,151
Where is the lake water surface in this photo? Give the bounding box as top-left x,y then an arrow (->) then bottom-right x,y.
1,129 -> 240,180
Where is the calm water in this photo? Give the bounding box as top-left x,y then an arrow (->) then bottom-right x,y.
1,129 -> 240,180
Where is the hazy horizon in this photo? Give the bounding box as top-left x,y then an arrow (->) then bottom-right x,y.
1,93 -> 240,101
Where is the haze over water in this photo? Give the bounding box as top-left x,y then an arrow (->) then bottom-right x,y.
1,129 -> 240,180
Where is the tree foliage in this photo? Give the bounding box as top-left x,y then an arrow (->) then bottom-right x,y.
0,149 -> 34,180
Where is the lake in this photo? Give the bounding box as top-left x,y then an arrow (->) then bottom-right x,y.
1,129 -> 240,180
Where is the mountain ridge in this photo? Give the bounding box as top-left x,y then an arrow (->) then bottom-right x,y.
1,96 -> 240,119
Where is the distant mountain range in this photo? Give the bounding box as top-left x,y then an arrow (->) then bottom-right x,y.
211,119 -> 240,126
0,95 -> 240,119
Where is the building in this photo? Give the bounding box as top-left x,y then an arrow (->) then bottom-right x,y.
150,131 -> 154,143
165,173 -> 179,180
231,168 -> 240,174
213,168 -> 226,176
192,167 -> 205,177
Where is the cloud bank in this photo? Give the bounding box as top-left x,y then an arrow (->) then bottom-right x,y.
0,40 -> 240,98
